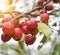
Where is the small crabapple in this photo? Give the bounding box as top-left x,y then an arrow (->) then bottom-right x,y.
22,26 -> 30,34
27,20 -> 38,28
25,34 -> 36,45
30,28 -> 38,35
53,0 -> 59,3
1,33 -> 11,42
45,4 -> 53,11
2,22 -> 14,35
40,9 -> 46,14
37,0 -> 44,6
12,28 -> 23,41
19,21 -> 27,28
2,14 -> 13,23
40,13 -> 49,23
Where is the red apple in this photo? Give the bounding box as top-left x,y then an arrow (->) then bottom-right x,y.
25,34 -> 36,45
30,28 -> 38,35
40,13 -> 49,23
45,4 -> 53,11
2,14 -> 13,23
40,9 -> 46,14
37,0 -> 44,6
1,33 -> 11,42
2,22 -> 14,35
27,20 -> 38,28
19,21 -> 27,28
12,28 -> 23,41
53,0 -> 59,3
22,26 -> 30,34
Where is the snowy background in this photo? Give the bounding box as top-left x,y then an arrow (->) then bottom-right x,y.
0,0 -> 60,55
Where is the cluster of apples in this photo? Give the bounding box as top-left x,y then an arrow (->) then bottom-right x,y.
1,13 -> 38,45
37,0 -> 54,24
39,0 -> 60,24
37,0 -> 60,11
1,13 -> 50,45
1,0 -> 60,45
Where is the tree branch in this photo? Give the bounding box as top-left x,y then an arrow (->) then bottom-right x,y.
0,0 -> 52,27
11,0 -> 52,22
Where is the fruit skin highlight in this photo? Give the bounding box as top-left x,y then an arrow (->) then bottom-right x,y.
25,34 -> 36,45
19,21 -> 27,28
12,28 -> 23,41
2,14 -> 13,23
27,20 -> 38,28
40,9 -> 46,14
22,26 -> 30,34
2,22 -> 14,36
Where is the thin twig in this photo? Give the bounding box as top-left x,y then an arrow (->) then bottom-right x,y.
11,0 -> 52,22
0,0 -> 52,27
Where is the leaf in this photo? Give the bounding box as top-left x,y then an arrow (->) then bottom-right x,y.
41,35 -> 47,44
52,43 -> 60,55
0,43 -> 27,55
38,45 -> 42,50
58,28 -> 60,35
38,23 -> 51,39
0,43 -> 9,50
53,11 -> 60,17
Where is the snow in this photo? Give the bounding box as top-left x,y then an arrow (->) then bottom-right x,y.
0,0 -> 60,55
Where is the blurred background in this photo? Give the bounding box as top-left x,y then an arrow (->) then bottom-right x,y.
0,0 -> 60,55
